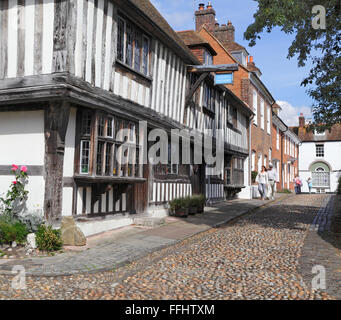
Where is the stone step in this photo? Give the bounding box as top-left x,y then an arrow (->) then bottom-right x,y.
133,216 -> 166,228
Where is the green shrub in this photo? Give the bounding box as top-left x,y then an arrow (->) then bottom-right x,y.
169,198 -> 185,212
252,171 -> 258,183
36,225 -> 63,252
0,219 -> 29,245
183,196 -> 193,208
192,194 -> 205,208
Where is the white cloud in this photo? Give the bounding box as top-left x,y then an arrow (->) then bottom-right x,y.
276,101 -> 312,126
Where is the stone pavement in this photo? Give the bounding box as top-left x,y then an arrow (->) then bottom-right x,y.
0,193 -> 333,300
300,194 -> 341,299
0,195 -> 286,276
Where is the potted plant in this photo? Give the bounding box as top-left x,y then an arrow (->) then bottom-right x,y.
195,194 -> 205,213
169,198 -> 188,217
186,196 -> 197,215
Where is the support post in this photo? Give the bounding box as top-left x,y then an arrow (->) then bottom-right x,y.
44,100 -> 70,223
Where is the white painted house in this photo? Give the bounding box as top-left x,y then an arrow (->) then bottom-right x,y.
292,114 -> 341,193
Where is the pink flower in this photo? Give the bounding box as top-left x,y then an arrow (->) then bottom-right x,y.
11,164 -> 18,171
12,181 -> 17,185
20,166 -> 28,173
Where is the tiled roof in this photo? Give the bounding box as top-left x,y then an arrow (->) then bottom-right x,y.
128,0 -> 199,63
177,30 -> 217,55
291,124 -> 341,142
222,41 -> 248,54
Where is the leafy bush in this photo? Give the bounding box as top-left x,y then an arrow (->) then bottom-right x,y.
169,198 -> 185,212
36,225 -> 63,252
192,194 -> 205,208
18,213 -> 44,233
0,218 -> 29,245
251,171 -> 258,183
0,165 -> 29,218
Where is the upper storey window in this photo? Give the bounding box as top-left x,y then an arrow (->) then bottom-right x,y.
204,49 -> 213,66
231,50 -> 247,67
117,16 -> 150,76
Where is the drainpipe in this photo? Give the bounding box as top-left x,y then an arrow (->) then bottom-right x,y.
248,118 -> 252,198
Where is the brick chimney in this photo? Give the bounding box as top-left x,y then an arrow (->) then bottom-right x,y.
195,2 -> 216,32
299,113 -> 305,128
212,20 -> 235,44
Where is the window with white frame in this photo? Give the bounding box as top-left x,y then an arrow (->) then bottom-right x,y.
316,144 -> 324,157
253,91 -> 258,125
264,155 -> 267,167
269,148 -> 272,162
266,106 -> 270,134
117,16 -> 150,76
260,99 -> 264,130
284,136 -> 286,154
276,127 -> 279,150
258,153 -> 262,172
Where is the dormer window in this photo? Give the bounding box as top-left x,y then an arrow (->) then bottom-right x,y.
204,49 -> 213,65
231,50 -> 247,66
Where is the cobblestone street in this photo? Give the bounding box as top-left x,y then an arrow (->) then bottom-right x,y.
0,194 -> 337,300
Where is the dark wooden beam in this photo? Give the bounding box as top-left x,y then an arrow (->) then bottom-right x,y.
188,64 -> 239,73
44,100 -> 70,223
185,72 -> 209,107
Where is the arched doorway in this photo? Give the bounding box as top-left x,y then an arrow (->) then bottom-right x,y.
311,162 -> 330,193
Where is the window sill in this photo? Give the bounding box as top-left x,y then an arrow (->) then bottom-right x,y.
115,60 -> 152,83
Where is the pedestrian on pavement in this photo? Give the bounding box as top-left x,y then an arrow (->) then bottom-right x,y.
267,163 -> 278,200
307,177 -> 313,194
294,175 -> 302,194
256,166 -> 268,200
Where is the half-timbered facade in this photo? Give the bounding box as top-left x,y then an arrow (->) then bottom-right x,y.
0,0 -> 251,236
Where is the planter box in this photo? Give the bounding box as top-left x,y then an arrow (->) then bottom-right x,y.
173,208 -> 188,218
188,206 -> 197,215
197,206 -> 204,213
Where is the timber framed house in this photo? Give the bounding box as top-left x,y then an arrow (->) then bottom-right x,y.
0,0 -> 252,235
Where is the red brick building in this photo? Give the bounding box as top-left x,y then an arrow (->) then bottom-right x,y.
178,3 -> 277,198
272,105 -> 300,192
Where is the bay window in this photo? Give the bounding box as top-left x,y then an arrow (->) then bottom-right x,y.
77,110 -> 141,178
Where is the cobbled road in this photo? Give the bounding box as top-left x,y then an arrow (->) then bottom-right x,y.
0,194 -> 334,300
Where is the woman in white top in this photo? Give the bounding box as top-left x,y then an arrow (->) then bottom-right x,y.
256,166 -> 268,200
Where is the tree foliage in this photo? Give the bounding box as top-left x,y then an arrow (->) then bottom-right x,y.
244,0 -> 341,128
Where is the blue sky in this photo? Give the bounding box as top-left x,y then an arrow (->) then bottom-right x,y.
150,0 -> 315,125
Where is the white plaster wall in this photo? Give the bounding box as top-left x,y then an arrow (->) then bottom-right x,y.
0,111 -> 45,165
76,214 -> 134,237
0,111 -> 45,213
238,156 -> 252,199
62,187 -> 73,216
299,141 -> 341,192
63,107 -> 76,177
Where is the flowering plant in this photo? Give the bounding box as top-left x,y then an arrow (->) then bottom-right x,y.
0,165 -> 29,219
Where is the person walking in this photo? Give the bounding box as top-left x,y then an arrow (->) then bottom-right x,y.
256,166 -> 268,200
294,175 -> 302,194
307,177 -> 312,194
267,163 -> 278,200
